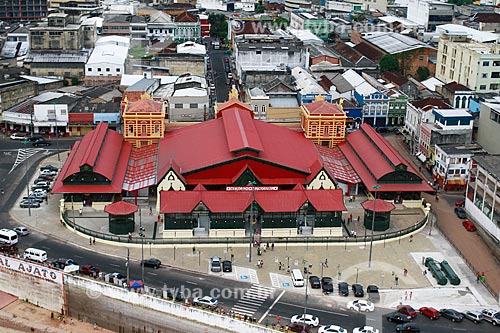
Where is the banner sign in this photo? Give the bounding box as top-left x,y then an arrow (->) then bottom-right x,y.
0,254 -> 63,285
226,186 -> 278,191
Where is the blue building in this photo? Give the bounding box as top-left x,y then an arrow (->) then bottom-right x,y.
357,91 -> 389,128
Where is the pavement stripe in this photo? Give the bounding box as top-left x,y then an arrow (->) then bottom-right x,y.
237,299 -> 262,306
231,307 -> 256,315
258,290 -> 286,323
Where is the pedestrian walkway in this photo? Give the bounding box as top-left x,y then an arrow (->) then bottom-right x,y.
231,284 -> 275,317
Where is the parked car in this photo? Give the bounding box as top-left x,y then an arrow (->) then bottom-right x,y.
13,227 -> 29,236
338,282 -> 349,296
386,312 -> 412,323
367,285 -> 380,302
32,138 -> 51,147
20,200 -> 40,208
463,310 -> 484,324
318,324 -> 347,333
454,207 -> 466,219
455,199 -> 465,207
40,169 -> 57,176
419,307 -> 441,320
80,264 -> 100,277
440,309 -> 464,322
347,299 -> 374,312
37,174 -> 55,181
353,326 -> 379,333
51,258 -> 77,269
40,165 -> 58,172
352,283 -> 364,297
10,132 -> 27,140
309,275 -> 321,289
34,178 -> 50,185
166,289 -> 185,302
398,305 -> 418,318
290,314 -> 319,327
222,260 -> 232,272
321,277 -> 334,293
23,195 -> 43,203
481,309 -> 500,326
463,220 -> 477,231
395,323 -> 420,332
288,323 -> 310,333
28,134 -> 43,142
193,296 -> 218,308
210,256 -> 221,272
141,258 -> 161,269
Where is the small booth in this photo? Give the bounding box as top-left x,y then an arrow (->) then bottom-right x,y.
104,201 -> 138,235
361,199 -> 395,231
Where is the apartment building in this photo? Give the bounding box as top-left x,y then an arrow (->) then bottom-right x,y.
407,0 -> 453,31
29,13 -> 83,51
436,33 -> 500,93
0,0 -> 48,22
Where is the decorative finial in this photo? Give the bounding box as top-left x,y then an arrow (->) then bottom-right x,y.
338,97 -> 344,110
228,87 -> 239,100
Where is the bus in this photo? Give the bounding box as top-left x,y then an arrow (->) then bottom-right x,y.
0,229 -> 18,246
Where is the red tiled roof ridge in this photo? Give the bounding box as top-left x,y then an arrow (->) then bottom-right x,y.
304,100 -> 343,115
81,123 -> 108,169
360,124 -> 407,168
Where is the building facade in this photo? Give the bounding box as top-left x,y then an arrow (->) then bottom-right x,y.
300,100 -> 347,148
122,97 -> 166,148
476,102 -> 500,154
0,0 -> 48,22
433,144 -> 472,192
407,0 -> 453,31
361,91 -> 389,128
29,13 -> 83,51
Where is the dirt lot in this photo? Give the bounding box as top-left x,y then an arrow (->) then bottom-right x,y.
0,299 -> 115,333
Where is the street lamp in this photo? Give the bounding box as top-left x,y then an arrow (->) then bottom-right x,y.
52,102 -> 60,162
301,262 -> 312,328
248,180 -> 257,263
22,140 -> 31,217
368,185 -> 381,268
355,267 -> 359,283
138,208 -> 145,285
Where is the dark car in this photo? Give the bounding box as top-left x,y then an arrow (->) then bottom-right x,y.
166,289 -> 185,302
352,283 -> 364,297
338,282 -> 349,296
440,309 -> 464,322
454,207 -> 466,219
51,258 -> 77,269
80,264 -> 100,277
222,260 -> 232,272
141,258 -> 161,269
398,305 -> 418,318
37,174 -> 55,181
288,323 -> 310,333
40,165 -> 58,172
32,138 -> 52,147
27,134 -> 44,142
367,285 -> 380,302
321,277 -> 334,293
396,323 -> 420,332
309,275 -> 321,289
386,312 -> 412,324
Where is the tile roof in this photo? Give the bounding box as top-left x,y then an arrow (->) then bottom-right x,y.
334,41 -> 366,64
411,98 -> 451,109
303,101 -> 344,115
126,99 -> 163,113
442,81 -> 472,93
235,21 -> 271,35
122,144 -> 159,191
316,145 -> 361,184
361,199 -> 395,212
382,71 -> 408,86
472,13 -> 500,23
104,201 -> 138,215
174,11 -> 198,23
353,42 -> 385,63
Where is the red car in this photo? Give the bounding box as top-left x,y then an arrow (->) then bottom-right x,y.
455,199 -> 465,207
463,220 -> 477,232
419,307 -> 441,320
398,305 -> 418,318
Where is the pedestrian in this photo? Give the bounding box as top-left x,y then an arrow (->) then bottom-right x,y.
404,291 -> 408,300
403,268 -> 408,277
93,322 -> 97,330
93,237 -> 96,245
349,196 -> 352,202
423,269 -> 427,275
231,253 -> 234,261
395,276 -> 399,286
481,273 -> 485,283
271,242 -> 274,251
357,216 -> 360,223
149,207 -> 152,215
265,319 -> 269,328
422,256 -> 425,265
476,272 -> 480,283
79,208 -> 82,216
128,232 -> 132,242
353,231 -> 357,238
347,218 -> 350,225
89,237 -> 92,245
349,213 -> 353,221
276,315 -> 281,324
352,195 -> 356,202
324,258 -> 328,267
261,259 -> 264,267
409,291 -> 413,300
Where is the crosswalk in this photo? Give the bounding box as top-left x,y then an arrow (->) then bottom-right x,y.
231,284 -> 274,317
8,148 -> 43,174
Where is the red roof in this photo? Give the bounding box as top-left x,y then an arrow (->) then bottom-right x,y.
126,99 -> 163,113
52,123 -> 132,194
361,199 -> 396,212
104,201 -> 138,215
122,144 -> 159,191
158,106 -> 322,185
316,145 -> 361,184
160,188 -> 345,213
174,11 -> 198,22
304,101 -> 344,115
338,124 -> 434,193
411,98 -> 451,110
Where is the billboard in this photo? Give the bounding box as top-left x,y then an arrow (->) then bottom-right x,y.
0,254 -> 63,285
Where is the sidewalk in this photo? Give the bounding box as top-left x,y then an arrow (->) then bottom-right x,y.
8,153 -> 499,312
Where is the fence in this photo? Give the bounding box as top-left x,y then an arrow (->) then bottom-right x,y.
62,211 -> 428,246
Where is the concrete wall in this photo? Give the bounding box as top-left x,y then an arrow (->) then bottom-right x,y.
65,275 -> 276,333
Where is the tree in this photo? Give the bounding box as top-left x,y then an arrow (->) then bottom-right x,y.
71,77 -> 79,86
416,66 -> 430,81
379,55 -> 400,73
255,4 -> 265,13
208,14 -> 228,40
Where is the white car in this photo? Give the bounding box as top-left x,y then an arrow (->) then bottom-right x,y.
13,226 -> 29,236
347,300 -> 375,312
319,324 -> 348,333
40,169 -> 57,176
353,326 -> 379,333
10,132 -> 27,140
290,314 -> 320,327
193,296 -> 218,308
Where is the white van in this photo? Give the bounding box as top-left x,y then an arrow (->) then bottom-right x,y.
291,269 -> 305,287
23,248 -> 47,263
0,229 -> 18,246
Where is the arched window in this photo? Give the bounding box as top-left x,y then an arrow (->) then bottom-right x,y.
455,96 -> 460,108
461,96 -> 467,108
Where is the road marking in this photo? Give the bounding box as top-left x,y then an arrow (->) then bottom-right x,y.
258,290 -> 286,323
147,272 -> 158,276
278,301 -> 349,316
452,328 -> 466,331
366,317 -> 376,321
73,255 -> 84,259
109,263 -> 120,268
186,281 -> 198,285
9,148 -> 43,174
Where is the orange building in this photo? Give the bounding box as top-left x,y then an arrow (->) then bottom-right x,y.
300,99 -> 346,148
122,97 -> 166,148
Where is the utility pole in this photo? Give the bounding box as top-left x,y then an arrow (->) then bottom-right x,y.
139,208 -> 145,285
248,180 -> 257,263
368,185 -> 381,268
126,248 -> 130,288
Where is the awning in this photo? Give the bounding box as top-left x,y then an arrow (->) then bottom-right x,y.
446,179 -> 466,186
416,152 -> 426,163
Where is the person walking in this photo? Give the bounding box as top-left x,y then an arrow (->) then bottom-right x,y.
271,242 -> 274,251
89,237 -> 92,245
324,258 -> 328,267
92,237 -> 96,245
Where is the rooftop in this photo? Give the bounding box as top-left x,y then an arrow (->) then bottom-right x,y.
473,155 -> 500,181
361,32 -> 434,54
437,24 -> 499,43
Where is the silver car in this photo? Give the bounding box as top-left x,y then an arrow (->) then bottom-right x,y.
210,256 -> 221,272
463,310 -> 484,324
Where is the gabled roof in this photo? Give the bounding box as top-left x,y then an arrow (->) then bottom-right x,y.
316,145 -> 361,184
411,98 -> 451,110
442,81 -> 472,93
235,21 -> 271,35
353,42 -> 385,63
338,124 -> 433,193
126,99 -> 163,113
382,71 -> 408,87
122,144 -> 159,192
174,11 -> 198,23
222,106 -> 264,154
303,101 -> 344,115
472,13 -> 500,23
262,78 -> 295,93
334,41 -> 367,64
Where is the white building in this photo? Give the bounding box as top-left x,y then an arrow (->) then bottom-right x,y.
436,32 -> 500,93
234,0 -> 255,12
85,36 -> 130,80
176,41 -> 206,55
407,0 -> 453,31
433,143 -> 473,192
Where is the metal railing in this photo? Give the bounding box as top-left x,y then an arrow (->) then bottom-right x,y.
62,212 -> 428,245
